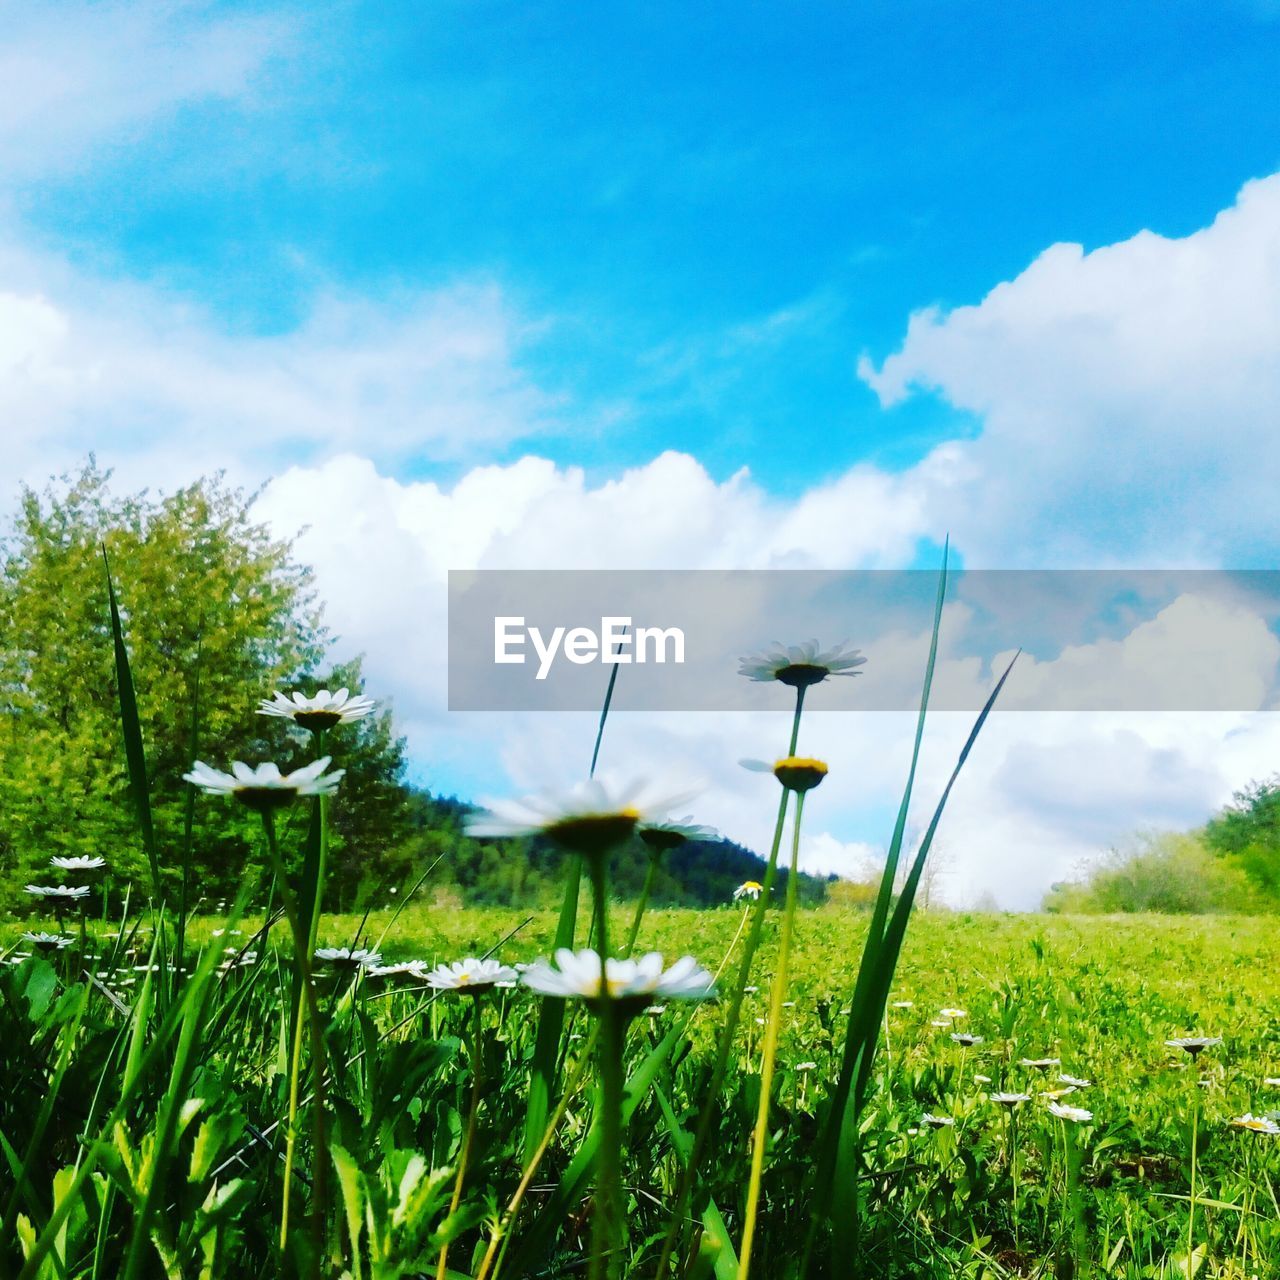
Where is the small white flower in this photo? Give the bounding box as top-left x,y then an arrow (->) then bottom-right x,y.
930,1019 -> 952,1028
25,884 -> 90,900
1019,1058 -> 1061,1071
951,1033 -> 983,1047
465,776 -> 700,856
258,687 -> 376,730
1230,1113 -> 1280,1134
795,1061 -> 817,1072
990,1092 -> 1031,1107
738,639 -> 867,688
365,961 -> 427,979
1264,1077 -> 1280,1087
21,931 -> 73,950
974,1074 -> 992,1084
1166,1036 -> 1222,1058
49,855 -> 106,872
184,758 -> 345,810
1059,1074 -> 1092,1089
520,948 -> 715,1008
424,957 -> 519,992
1048,1102 -> 1093,1124
734,880 -> 764,901
313,946 -> 382,971
891,1000 -> 914,1009
639,817 -> 717,852
939,1007 -> 967,1019
921,1113 -> 955,1128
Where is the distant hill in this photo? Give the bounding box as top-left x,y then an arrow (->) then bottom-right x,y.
359,789 -> 832,910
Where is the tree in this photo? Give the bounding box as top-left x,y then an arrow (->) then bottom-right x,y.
0,460 -> 404,910
1204,777 -> 1280,902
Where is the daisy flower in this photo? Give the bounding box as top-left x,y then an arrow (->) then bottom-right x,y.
734,880 -> 764,901
49,855 -> 106,872
1048,1102 -> 1094,1124
184,758 -> 345,811
891,1000 -> 915,1009
464,776 -> 699,858
1230,1113 -> 1280,1134
951,1033 -> 984,1047
1166,1036 -> 1222,1059
741,756 -> 829,793
990,1093 -> 1031,1107
738,639 -> 867,689
639,817 -> 716,854
423,957 -> 519,993
25,885 -> 90,900
1059,1074 -> 1092,1089
795,1061 -> 818,1072
313,946 -> 382,971
921,1113 -> 956,1128
520,948 -> 715,1013
258,687 -> 376,731
21,931 -> 73,951
939,1008 -> 967,1019
1018,1058 -> 1061,1071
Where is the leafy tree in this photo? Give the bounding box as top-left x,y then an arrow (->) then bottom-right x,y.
1203,776 -> 1280,901
0,460 -> 404,910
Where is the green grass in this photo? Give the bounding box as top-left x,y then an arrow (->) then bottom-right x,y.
7,904 -> 1279,1277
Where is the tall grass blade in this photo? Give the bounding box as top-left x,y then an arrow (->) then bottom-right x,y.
103,548 -> 163,904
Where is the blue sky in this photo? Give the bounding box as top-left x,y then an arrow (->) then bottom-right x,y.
7,0 -> 1280,904
15,0 -> 1280,490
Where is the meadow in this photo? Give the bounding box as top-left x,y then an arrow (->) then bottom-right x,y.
6,901 -> 1280,1278
4,563 -> 1278,1280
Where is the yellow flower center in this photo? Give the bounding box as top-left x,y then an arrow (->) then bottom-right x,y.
772,757 -> 829,792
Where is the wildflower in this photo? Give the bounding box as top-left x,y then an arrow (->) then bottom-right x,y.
1059,1074 -> 1092,1088
891,1000 -> 914,1009
951,1033 -> 983,1047
1048,1102 -> 1093,1124
1265,1077 -> 1280,1087
974,1074 -> 992,1084
365,961 -> 426,979
930,1018 -> 952,1028
645,1005 -> 668,1016
258,687 -> 376,731
744,985 -> 760,994
183,758 -> 345,811
313,946 -> 382,971
741,756 -> 829,792
738,640 -> 867,688
990,1093 -> 1031,1107
49,855 -> 106,872
25,885 -> 90,900
423,957 -> 519,992
1019,1058 -> 1061,1071
21,932 -> 73,951
795,1061 -> 817,1072
921,1113 -> 956,1128
520,948 -> 715,1014
734,880 -> 764,901
639,817 -> 716,853
464,777 -> 698,858
1043,1086 -> 1078,1101
1230,1113 -> 1280,1134
939,1008 -> 967,1019
1165,1036 -> 1222,1059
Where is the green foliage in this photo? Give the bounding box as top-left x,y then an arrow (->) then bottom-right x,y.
1043,831 -> 1258,914
0,461 -> 419,911
1204,775 -> 1280,902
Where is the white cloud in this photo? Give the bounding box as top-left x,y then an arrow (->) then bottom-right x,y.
0,1 -> 293,179
0,269 -> 554,485
862,173 -> 1280,567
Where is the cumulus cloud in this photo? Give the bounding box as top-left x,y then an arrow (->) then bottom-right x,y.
862,173 -> 1280,567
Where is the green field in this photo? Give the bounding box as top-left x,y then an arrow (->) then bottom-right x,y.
7,903 -> 1279,1278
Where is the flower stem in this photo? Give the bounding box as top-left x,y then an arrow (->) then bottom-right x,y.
653,686 -> 805,1280
261,811 -> 328,1267
438,996 -> 484,1280
738,790 -> 806,1280
589,859 -> 624,1280
1187,1079 -> 1199,1278
479,1026 -> 601,1280
624,851 -> 660,957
